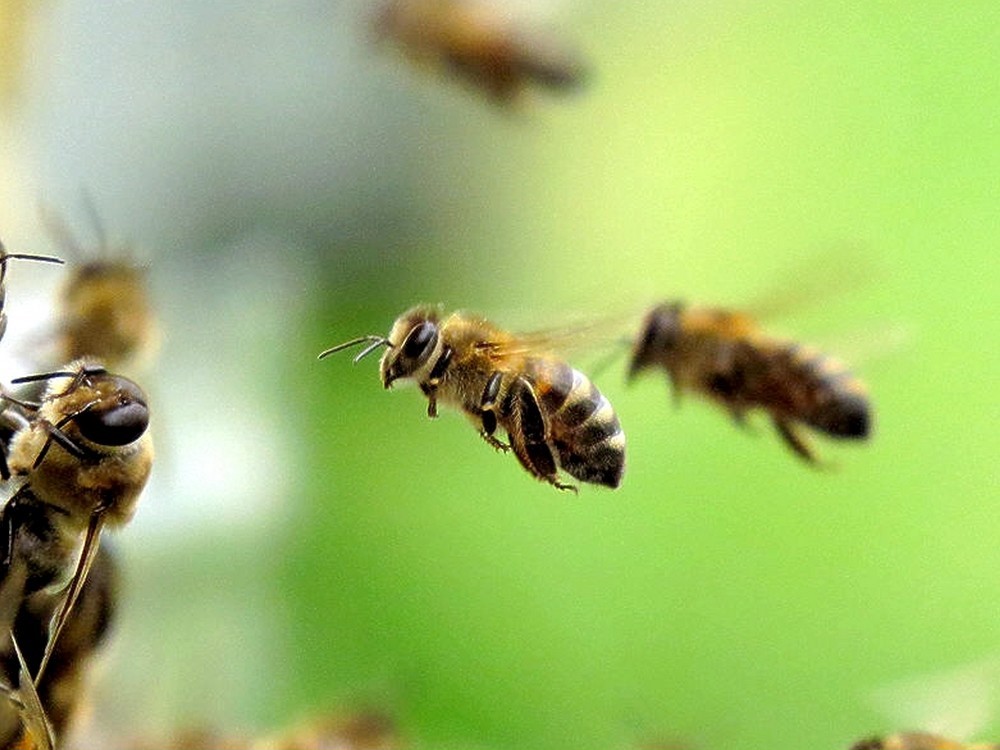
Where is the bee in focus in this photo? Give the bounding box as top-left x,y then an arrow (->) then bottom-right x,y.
40,202 -> 158,371
320,306 -> 625,491
628,301 -> 872,463
851,732 -> 999,750
0,546 -> 118,750
373,0 -> 588,104
0,360 -> 152,747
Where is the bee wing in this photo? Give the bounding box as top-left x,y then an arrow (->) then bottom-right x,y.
741,247 -> 884,323
7,630 -> 55,750
481,311 -> 641,360
33,512 -> 106,688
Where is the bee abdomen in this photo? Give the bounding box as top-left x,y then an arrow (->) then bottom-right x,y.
533,362 -> 625,488
781,344 -> 871,439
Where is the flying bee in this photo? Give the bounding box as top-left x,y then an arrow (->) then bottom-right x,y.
0,359 -> 151,746
628,301 -> 872,463
373,0 -> 587,104
39,200 -> 158,371
320,305 -> 625,491
851,732 -> 1000,750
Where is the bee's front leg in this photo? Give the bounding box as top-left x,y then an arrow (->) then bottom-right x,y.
419,384 -> 439,419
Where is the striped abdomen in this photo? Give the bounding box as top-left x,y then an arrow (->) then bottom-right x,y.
527,359 -> 625,488
732,340 -> 871,439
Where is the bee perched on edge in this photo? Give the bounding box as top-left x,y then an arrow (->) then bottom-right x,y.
851,732 -> 1000,750
628,302 -> 872,464
373,0 -> 588,105
320,305 -> 625,492
0,359 -> 152,748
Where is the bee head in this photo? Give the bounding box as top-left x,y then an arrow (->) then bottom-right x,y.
380,308 -> 442,389
628,302 -> 683,379
69,373 -> 150,448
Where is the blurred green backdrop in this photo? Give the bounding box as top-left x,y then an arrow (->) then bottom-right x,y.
1,1 -> 998,749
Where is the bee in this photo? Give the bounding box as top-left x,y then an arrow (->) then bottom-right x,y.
0,359 -> 151,747
40,201 -> 158,371
628,301 -> 872,463
122,710 -> 397,750
252,710 -> 398,750
320,305 -> 625,491
373,0 -> 587,104
0,546 -> 118,750
851,732 -> 999,750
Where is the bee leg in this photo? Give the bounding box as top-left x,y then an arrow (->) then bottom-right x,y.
479,372 -> 509,452
503,376 -> 577,493
30,420 -> 87,469
419,384 -> 439,419
772,417 -> 817,463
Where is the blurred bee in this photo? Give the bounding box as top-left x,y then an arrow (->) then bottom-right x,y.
0,359 -> 152,747
252,710 -> 398,750
628,301 -> 871,463
373,0 -> 587,104
40,201 -> 158,371
851,732 -> 999,750
121,709 -> 398,750
320,305 -> 625,491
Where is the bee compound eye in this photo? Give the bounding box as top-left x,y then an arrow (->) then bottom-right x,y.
402,321 -> 438,362
74,394 -> 149,447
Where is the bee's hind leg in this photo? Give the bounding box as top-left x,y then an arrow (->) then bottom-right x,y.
503,376 -> 576,493
772,417 -> 817,464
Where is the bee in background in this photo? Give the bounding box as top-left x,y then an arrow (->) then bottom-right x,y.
851,732 -> 999,750
373,0 -> 588,104
0,359 -> 152,747
40,201 -> 158,371
628,301 -> 871,464
252,710 -> 399,750
120,709 -> 398,750
320,305 -> 625,491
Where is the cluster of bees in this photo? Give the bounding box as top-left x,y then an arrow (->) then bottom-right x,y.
0,1 -> 980,749
0,223 -> 153,750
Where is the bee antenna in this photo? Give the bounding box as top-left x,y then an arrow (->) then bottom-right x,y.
318,336 -> 394,363
11,365 -> 106,386
0,252 -> 64,267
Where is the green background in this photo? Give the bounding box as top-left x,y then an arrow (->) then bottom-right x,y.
284,3 -> 998,748
5,1 -> 999,748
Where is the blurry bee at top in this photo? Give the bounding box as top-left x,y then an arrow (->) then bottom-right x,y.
39,201 -> 159,372
119,709 -> 398,750
851,732 -> 999,750
320,305 -> 625,491
373,0 -> 588,104
629,301 -> 872,464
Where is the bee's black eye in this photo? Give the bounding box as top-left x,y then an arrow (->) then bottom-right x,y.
402,321 -> 438,362
74,377 -> 149,447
